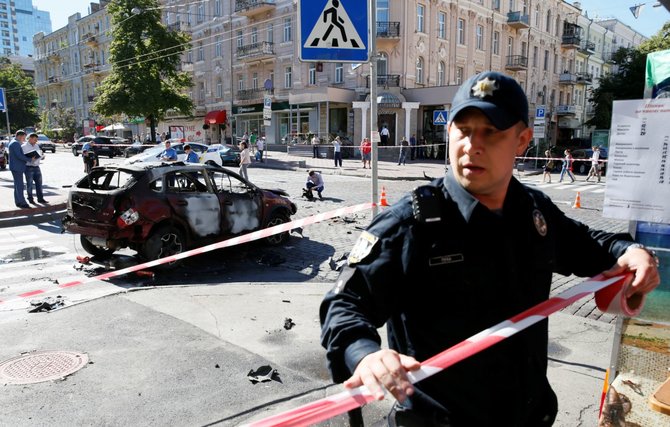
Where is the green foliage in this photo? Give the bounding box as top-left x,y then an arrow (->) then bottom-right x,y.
93,0 -> 194,134
0,62 -> 40,133
50,105 -> 78,141
588,22 -> 670,129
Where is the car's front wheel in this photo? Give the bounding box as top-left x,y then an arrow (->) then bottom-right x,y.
265,213 -> 290,246
140,225 -> 185,269
72,147 -> 79,156
80,235 -> 115,259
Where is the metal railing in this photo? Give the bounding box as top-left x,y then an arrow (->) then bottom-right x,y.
236,41 -> 275,58
376,21 -> 400,38
236,87 -> 271,100
366,74 -> 400,88
507,11 -> 530,26
235,0 -> 275,13
505,55 -> 528,69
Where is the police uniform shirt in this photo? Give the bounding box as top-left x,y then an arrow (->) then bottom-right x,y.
320,172 -> 633,425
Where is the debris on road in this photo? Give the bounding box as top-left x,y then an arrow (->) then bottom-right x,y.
290,226 -> 304,237
282,300 -> 291,303
328,253 -> 349,271
76,255 -> 90,264
28,296 -> 65,313
135,270 -> 155,278
283,318 -> 296,330
247,365 -> 281,384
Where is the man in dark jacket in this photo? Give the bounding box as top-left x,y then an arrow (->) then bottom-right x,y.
8,130 -> 30,209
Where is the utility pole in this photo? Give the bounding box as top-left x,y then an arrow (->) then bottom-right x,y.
370,0 -> 379,216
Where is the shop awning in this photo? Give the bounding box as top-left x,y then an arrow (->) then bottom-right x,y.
204,110 -> 227,124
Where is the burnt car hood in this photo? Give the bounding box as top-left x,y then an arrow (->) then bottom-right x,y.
263,188 -> 290,197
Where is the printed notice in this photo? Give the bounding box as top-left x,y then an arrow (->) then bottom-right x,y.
603,99 -> 670,223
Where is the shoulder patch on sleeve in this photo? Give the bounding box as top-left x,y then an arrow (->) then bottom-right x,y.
348,231 -> 380,265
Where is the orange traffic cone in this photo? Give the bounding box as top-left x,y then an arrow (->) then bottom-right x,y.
379,186 -> 390,207
572,191 -> 582,209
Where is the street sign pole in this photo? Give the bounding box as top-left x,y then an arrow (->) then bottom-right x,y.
0,88 -> 9,137
369,0 -> 378,217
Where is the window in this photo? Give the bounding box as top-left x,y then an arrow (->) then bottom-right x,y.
377,52 -> 388,75
532,46 -> 538,67
456,67 -> 463,84
543,50 -> 549,71
253,73 -> 259,89
215,0 -> 222,17
534,5 -> 540,27
236,30 -> 243,48
251,27 -> 258,44
493,31 -> 500,55
335,63 -> 343,83
267,24 -> 273,44
507,37 -> 513,56
417,5 -> 425,33
492,0 -> 501,11
283,17 -> 292,42
438,61 -> 445,86
545,10 -> 552,33
238,75 -> 245,91
457,19 -> 465,45
309,63 -> 316,85
215,36 -> 222,57
476,25 -> 484,50
553,53 -> 558,73
197,4 -> 204,23
216,81 -> 223,98
438,12 -> 446,39
197,44 -> 204,62
377,0 -> 389,22
284,66 -> 292,88
416,57 -> 424,84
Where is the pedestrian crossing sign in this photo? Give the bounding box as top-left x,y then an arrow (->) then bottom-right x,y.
433,110 -> 449,126
299,0 -> 369,63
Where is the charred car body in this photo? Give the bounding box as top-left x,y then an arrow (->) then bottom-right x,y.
62,162 -> 297,265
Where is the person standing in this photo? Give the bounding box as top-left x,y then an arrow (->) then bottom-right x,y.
542,149 -> 554,183
311,134 -> 320,158
8,130 -> 31,209
380,125 -> 390,146
559,148 -> 575,182
241,131 -> 249,146
239,142 -> 251,181
256,136 -> 265,163
82,139 -> 98,173
398,136 -> 410,165
159,140 -> 178,161
409,134 -> 417,160
360,137 -> 371,169
333,136 -> 343,168
320,71 -> 660,425
586,146 -> 601,183
184,144 -> 199,163
21,133 -> 47,204
249,131 -> 257,155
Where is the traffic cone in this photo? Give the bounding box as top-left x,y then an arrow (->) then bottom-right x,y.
379,186 -> 390,207
572,191 -> 582,209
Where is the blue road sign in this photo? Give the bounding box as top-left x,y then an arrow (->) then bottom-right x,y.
298,0 -> 369,62
0,88 -> 6,111
535,105 -> 546,120
433,110 -> 449,126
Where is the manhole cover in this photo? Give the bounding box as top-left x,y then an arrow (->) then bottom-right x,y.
0,351 -> 89,385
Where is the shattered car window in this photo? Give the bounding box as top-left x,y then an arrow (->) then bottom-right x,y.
150,178 -> 163,192
77,169 -> 136,190
165,171 -> 209,193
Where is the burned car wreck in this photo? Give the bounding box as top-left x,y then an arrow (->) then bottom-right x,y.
62,162 -> 297,265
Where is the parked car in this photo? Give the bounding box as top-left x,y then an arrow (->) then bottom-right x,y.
124,141 -> 156,158
571,147 -> 608,175
72,136 -> 126,158
61,162 -> 298,266
37,134 -> 56,153
206,144 -> 241,166
124,141 -> 223,166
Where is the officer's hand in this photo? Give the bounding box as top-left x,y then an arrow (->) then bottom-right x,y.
343,349 -> 420,403
602,248 -> 660,298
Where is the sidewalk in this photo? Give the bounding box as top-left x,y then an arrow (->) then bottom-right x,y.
0,152 -> 542,227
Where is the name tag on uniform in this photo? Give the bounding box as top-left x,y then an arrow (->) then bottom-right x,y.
429,253 -> 464,267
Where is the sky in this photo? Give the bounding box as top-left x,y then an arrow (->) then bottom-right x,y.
32,0 -> 669,38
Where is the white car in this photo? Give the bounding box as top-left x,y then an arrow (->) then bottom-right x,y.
124,140 -> 222,166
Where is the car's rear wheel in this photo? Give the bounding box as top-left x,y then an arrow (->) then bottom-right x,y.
578,163 -> 587,175
265,213 -> 290,246
72,147 -> 79,156
80,235 -> 115,260
140,225 -> 185,269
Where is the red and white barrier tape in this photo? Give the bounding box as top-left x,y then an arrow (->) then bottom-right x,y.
515,156 -> 608,163
0,202 -> 375,306
242,273 -> 637,427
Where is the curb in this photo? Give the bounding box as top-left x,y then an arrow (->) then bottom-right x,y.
0,202 -> 67,228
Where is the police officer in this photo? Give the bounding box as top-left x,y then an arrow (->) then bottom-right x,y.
320,71 -> 660,426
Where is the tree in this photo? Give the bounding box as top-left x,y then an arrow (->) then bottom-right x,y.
51,105 -> 78,141
93,0 -> 193,143
588,22 -> 670,129
0,59 -> 40,134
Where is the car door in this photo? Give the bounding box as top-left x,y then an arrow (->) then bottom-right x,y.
206,169 -> 263,236
164,168 -> 221,237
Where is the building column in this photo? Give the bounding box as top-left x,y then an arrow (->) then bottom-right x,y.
352,101 -> 369,142
402,102 -> 420,141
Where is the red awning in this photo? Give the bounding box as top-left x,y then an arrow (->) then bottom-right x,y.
95,125 -> 105,132
204,110 -> 227,124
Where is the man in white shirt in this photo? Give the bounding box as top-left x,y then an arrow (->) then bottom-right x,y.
21,133 -> 48,204
256,137 -> 265,163
333,136 -> 342,167
586,146 -> 601,183
380,125 -> 390,146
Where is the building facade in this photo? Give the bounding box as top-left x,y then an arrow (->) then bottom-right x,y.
33,0 -> 646,149
1,0 -> 51,56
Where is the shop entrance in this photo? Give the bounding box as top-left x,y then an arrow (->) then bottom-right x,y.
378,113 -> 396,146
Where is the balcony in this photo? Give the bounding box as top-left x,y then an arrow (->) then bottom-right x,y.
376,22 -> 400,38
586,104 -> 596,116
85,36 -> 98,47
236,87 -> 270,100
559,72 -> 577,84
556,104 -> 582,116
507,11 -> 530,30
236,41 -> 275,60
505,55 -> 528,71
167,22 -> 182,32
366,74 -> 401,88
576,72 -> 593,84
48,76 -> 61,85
579,40 -> 595,54
235,0 -> 276,17
562,23 -> 582,49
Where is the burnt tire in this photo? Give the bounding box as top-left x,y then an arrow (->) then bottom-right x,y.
140,225 -> 185,269
265,213 -> 290,246
80,235 -> 115,260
